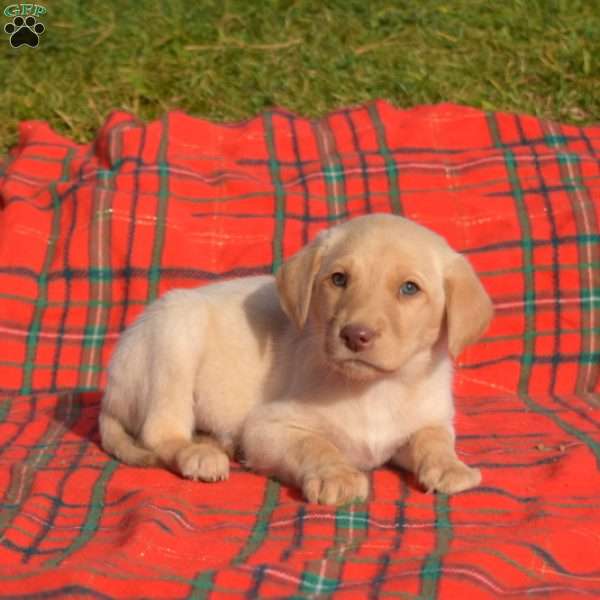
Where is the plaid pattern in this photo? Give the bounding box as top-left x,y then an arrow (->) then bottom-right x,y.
0,101 -> 599,598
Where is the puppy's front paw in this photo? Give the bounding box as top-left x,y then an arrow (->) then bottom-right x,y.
418,457 -> 481,495
302,464 -> 369,505
176,444 -> 230,482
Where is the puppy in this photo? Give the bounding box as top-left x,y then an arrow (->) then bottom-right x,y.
100,213 -> 493,505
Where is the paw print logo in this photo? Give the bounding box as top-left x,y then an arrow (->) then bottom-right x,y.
4,15 -> 45,48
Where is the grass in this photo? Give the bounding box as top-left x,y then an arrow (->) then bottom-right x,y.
0,0 -> 598,154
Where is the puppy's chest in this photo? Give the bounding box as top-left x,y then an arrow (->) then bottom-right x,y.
341,394 -> 417,470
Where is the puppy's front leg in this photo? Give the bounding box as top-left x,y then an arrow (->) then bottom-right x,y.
242,421 -> 368,505
392,426 -> 481,494
293,435 -> 369,505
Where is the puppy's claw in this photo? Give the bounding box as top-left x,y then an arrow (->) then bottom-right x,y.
177,445 -> 230,483
302,464 -> 369,505
418,458 -> 481,495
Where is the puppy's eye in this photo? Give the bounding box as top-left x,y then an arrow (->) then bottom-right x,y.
331,272 -> 348,287
400,281 -> 420,296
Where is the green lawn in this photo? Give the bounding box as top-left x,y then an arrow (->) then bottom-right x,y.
0,0 -> 598,154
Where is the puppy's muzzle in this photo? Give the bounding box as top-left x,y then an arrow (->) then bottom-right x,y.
339,323 -> 377,353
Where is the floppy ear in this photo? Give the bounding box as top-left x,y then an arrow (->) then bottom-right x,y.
276,233 -> 327,329
444,254 -> 494,359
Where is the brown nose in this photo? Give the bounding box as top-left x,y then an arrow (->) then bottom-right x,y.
340,323 -> 376,353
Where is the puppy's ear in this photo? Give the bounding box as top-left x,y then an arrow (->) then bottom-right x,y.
444,254 -> 493,359
276,232 -> 328,329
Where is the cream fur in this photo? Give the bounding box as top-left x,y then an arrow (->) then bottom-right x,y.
99,213 -> 493,504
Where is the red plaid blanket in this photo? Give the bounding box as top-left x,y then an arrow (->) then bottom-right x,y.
1,101 -> 599,598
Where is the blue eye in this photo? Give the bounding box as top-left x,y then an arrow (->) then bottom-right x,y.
400,281 -> 420,296
331,272 -> 347,287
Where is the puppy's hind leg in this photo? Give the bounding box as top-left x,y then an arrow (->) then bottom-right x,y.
137,290 -> 230,482
157,434 -> 230,483
141,406 -> 230,483
99,411 -> 159,467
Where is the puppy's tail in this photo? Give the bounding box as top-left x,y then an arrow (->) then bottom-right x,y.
99,412 -> 159,467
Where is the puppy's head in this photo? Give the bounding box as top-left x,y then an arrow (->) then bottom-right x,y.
276,214 -> 493,381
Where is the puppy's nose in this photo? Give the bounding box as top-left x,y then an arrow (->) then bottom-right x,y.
340,323 -> 376,353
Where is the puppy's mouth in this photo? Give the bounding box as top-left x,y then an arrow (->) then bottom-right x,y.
328,357 -> 396,380
323,332 -> 397,380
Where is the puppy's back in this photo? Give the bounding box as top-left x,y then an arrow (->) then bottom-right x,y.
99,275 -> 290,464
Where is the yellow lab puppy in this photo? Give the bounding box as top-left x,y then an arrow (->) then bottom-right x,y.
100,213 -> 493,505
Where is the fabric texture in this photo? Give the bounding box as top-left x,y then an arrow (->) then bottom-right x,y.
0,100 -> 599,598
